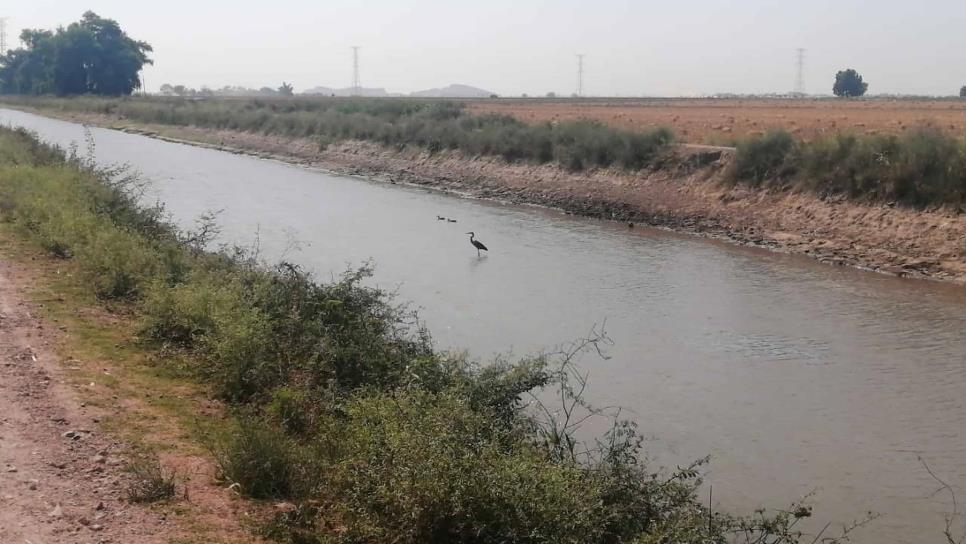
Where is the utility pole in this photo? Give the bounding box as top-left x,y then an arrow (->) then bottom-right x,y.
576,54 -> 585,97
0,18 -> 9,56
351,46 -> 361,96
794,48 -> 806,95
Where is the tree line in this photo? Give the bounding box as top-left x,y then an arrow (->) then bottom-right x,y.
0,11 -> 151,96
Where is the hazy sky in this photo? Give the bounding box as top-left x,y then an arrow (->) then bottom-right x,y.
6,0 -> 966,96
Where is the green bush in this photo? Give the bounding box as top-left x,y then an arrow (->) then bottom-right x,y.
731,127 -> 966,208
215,417 -> 318,500
732,130 -> 796,185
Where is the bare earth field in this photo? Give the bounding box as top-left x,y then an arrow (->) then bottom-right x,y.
468,98 -> 966,144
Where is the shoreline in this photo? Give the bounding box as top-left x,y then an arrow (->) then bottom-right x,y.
6,105 -> 966,284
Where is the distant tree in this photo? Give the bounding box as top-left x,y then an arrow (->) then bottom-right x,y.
0,11 -> 152,95
833,69 -> 868,97
278,81 -> 294,96
546,92 -> 557,98
960,85 -> 966,98
159,83 -> 175,96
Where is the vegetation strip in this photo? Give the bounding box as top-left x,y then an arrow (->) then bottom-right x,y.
4,95 -> 966,209
0,126 -> 865,542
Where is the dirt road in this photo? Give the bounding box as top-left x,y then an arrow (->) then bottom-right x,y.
0,258 -> 183,543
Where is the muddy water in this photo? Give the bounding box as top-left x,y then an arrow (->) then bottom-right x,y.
4,108 -> 965,543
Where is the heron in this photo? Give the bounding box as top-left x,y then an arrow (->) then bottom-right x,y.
466,232 -> 488,257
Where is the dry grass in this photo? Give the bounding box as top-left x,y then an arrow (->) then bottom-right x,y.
468,98 -> 966,145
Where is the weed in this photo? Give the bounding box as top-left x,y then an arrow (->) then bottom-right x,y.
125,455 -> 177,503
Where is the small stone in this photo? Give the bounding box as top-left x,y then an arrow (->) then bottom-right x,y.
90,524 -> 104,531
78,517 -> 91,526
48,504 -> 63,518
4,465 -> 16,473
94,501 -> 106,511
91,455 -> 106,464
27,480 -> 38,490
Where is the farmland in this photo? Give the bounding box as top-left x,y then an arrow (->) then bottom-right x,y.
467,98 -> 966,145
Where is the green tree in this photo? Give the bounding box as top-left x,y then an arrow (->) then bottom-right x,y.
0,11 -> 152,96
278,81 -> 294,96
832,69 -> 868,97
960,85 -> 966,98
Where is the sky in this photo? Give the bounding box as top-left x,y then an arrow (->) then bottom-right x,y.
5,0 -> 966,96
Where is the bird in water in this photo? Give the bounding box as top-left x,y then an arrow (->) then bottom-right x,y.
437,215 -> 446,221
447,218 -> 458,223
466,232 -> 488,257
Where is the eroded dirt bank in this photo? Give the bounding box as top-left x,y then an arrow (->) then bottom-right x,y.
16,108 -> 966,283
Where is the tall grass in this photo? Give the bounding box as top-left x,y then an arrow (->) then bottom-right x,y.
0,95 -> 673,172
731,127 -> 966,208
0,126 -> 848,543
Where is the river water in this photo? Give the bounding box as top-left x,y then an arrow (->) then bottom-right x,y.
3,108 -> 965,543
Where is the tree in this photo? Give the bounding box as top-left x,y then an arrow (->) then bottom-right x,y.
833,69 -> 868,97
0,11 -> 152,96
960,86 -> 966,98
278,81 -> 294,96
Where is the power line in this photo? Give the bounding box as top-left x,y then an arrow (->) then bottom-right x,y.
794,48 -> 806,95
0,18 -> 9,56
576,54 -> 585,97
351,46 -> 361,96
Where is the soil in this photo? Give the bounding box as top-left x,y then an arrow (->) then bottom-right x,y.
467,98 -> 966,144
11,107 -> 966,284
0,251 -> 260,543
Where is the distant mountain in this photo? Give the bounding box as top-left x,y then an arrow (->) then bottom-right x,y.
300,86 -> 401,97
409,84 -> 494,98
299,83 -> 494,98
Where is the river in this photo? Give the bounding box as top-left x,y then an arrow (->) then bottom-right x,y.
3,108 -> 965,543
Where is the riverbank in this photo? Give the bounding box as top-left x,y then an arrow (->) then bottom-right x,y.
0,227 -> 260,543
5,104 -> 966,283
0,123 -> 847,544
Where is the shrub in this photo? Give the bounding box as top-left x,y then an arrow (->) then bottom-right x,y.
730,127 -> 966,208
125,456 -> 177,503
731,130 -> 796,185
215,417 -> 318,500
0,96 -> 674,172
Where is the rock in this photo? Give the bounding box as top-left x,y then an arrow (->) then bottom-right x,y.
27,480 -> 38,490
48,504 -> 63,518
4,465 -> 16,473
78,517 -> 91,526
90,524 -> 104,531
91,455 -> 106,464
94,501 -> 106,511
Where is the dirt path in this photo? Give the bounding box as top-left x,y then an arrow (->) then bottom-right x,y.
0,253 -> 244,543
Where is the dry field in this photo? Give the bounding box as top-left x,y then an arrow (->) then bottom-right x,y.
467,98 -> 966,144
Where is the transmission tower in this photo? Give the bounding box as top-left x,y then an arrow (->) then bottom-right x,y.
351,46 -> 361,96
0,18 -> 9,56
576,54 -> 585,97
794,48 -> 806,95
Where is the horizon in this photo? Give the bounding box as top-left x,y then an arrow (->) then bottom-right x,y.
5,0 -> 966,97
